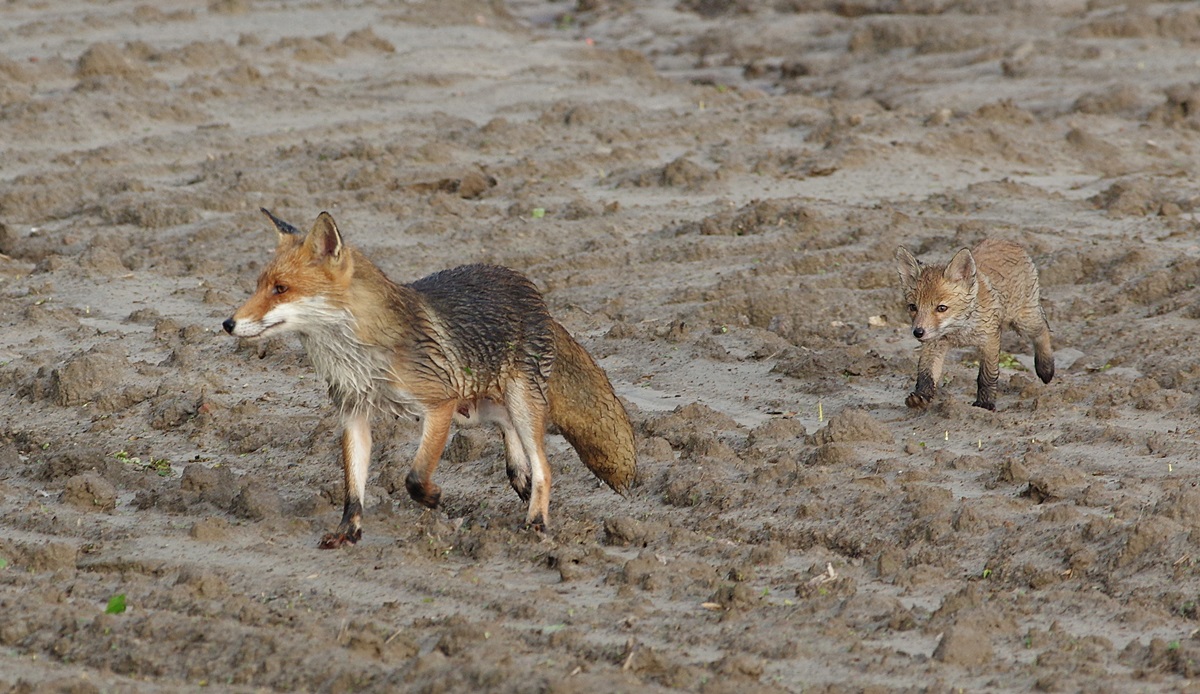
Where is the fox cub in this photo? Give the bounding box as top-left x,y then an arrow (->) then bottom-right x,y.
895,239 -> 1054,411
224,210 -> 637,548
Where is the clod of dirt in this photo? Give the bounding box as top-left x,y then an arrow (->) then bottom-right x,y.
0,222 -> 17,256
442,429 -> 494,464
60,472 -> 118,512
604,515 -> 649,547
748,418 -> 806,447
456,170 -> 497,199
806,443 -> 858,467
642,402 -> 741,448
434,616 -> 494,657
811,409 -> 893,445
180,463 -> 239,510
49,347 -> 151,413
933,623 -> 994,666
1073,84 -> 1144,116
175,565 -> 230,599
230,480 -> 282,520
344,28 -> 396,53
39,441 -> 111,480
22,541 -> 79,573
149,394 -> 200,430
1025,465 -> 1088,503
1089,179 -> 1160,216
50,348 -> 127,407
75,42 -> 151,80
189,517 -> 232,542
708,582 -> 762,611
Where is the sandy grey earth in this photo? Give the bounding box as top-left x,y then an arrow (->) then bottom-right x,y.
3,0 -> 1200,691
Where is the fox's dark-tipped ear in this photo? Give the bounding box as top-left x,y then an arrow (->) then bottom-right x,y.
896,247 -> 921,290
305,211 -> 344,260
944,248 -> 977,284
261,208 -> 303,239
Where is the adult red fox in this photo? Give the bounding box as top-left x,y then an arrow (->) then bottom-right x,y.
223,210 -> 636,548
896,239 -> 1054,411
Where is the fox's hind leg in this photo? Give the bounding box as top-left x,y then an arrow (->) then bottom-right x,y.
505,381 -> 551,530
1031,313 -> 1054,385
1013,309 -> 1054,385
320,411 -> 371,549
476,400 -> 532,502
404,402 -> 455,510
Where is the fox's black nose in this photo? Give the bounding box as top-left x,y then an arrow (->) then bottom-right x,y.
222,318 -> 236,335
912,327 -> 925,339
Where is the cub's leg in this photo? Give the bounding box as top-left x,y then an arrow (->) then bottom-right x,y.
973,333 -> 1002,411
907,340 -> 949,408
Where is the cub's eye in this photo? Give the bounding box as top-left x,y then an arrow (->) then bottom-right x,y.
273,284 -> 289,295
936,304 -> 948,313
906,303 -> 917,313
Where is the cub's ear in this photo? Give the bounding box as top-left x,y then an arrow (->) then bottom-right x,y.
895,247 -> 921,290
305,212 -> 344,260
944,248 -> 977,284
261,208 -> 303,245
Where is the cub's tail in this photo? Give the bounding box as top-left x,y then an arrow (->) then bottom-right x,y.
546,320 -> 637,493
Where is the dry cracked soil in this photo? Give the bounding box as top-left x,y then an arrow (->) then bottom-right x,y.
4,0 -> 1200,692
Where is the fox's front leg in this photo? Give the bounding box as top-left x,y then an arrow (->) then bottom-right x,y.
973,334 -> 1001,411
907,341 -> 948,408
319,411 -> 371,549
404,402 -> 455,510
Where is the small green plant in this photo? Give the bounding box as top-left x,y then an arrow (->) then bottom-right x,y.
981,568 -> 992,579
998,352 -> 1024,370
0,556 -> 8,570
105,594 -> 127,614
531,207 -> 546,219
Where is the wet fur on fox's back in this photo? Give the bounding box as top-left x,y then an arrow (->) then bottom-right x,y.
225,210 -> 635,547
896,239 -> 1054,410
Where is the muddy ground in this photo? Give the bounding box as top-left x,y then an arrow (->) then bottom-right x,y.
3,0 -> 1200,691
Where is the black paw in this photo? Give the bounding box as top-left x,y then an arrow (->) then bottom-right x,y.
971,399 -> 996,411
506,468 -> 532,503
905,392 -> 933,409
318,527 -> 361,549
405,470 -> 442,509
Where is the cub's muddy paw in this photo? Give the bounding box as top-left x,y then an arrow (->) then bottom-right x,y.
318,528 -> 361,549
905,392 -> 933,408
971,399 -> 996,411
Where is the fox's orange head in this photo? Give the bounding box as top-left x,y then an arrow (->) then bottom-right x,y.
896,246 -> 978,343
222,209 -> 355,339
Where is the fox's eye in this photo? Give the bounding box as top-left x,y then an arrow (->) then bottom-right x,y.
936,304 -> 948,313
907,303 -> 917,313
273,284 -> 288,295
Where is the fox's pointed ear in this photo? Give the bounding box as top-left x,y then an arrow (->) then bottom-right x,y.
944,248 -> 977,284
261,208 -> 303,244
896,247 -> 921,290
305,212 -> 344,261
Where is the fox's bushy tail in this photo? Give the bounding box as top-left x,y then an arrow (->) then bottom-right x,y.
546,320 -> 637,493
